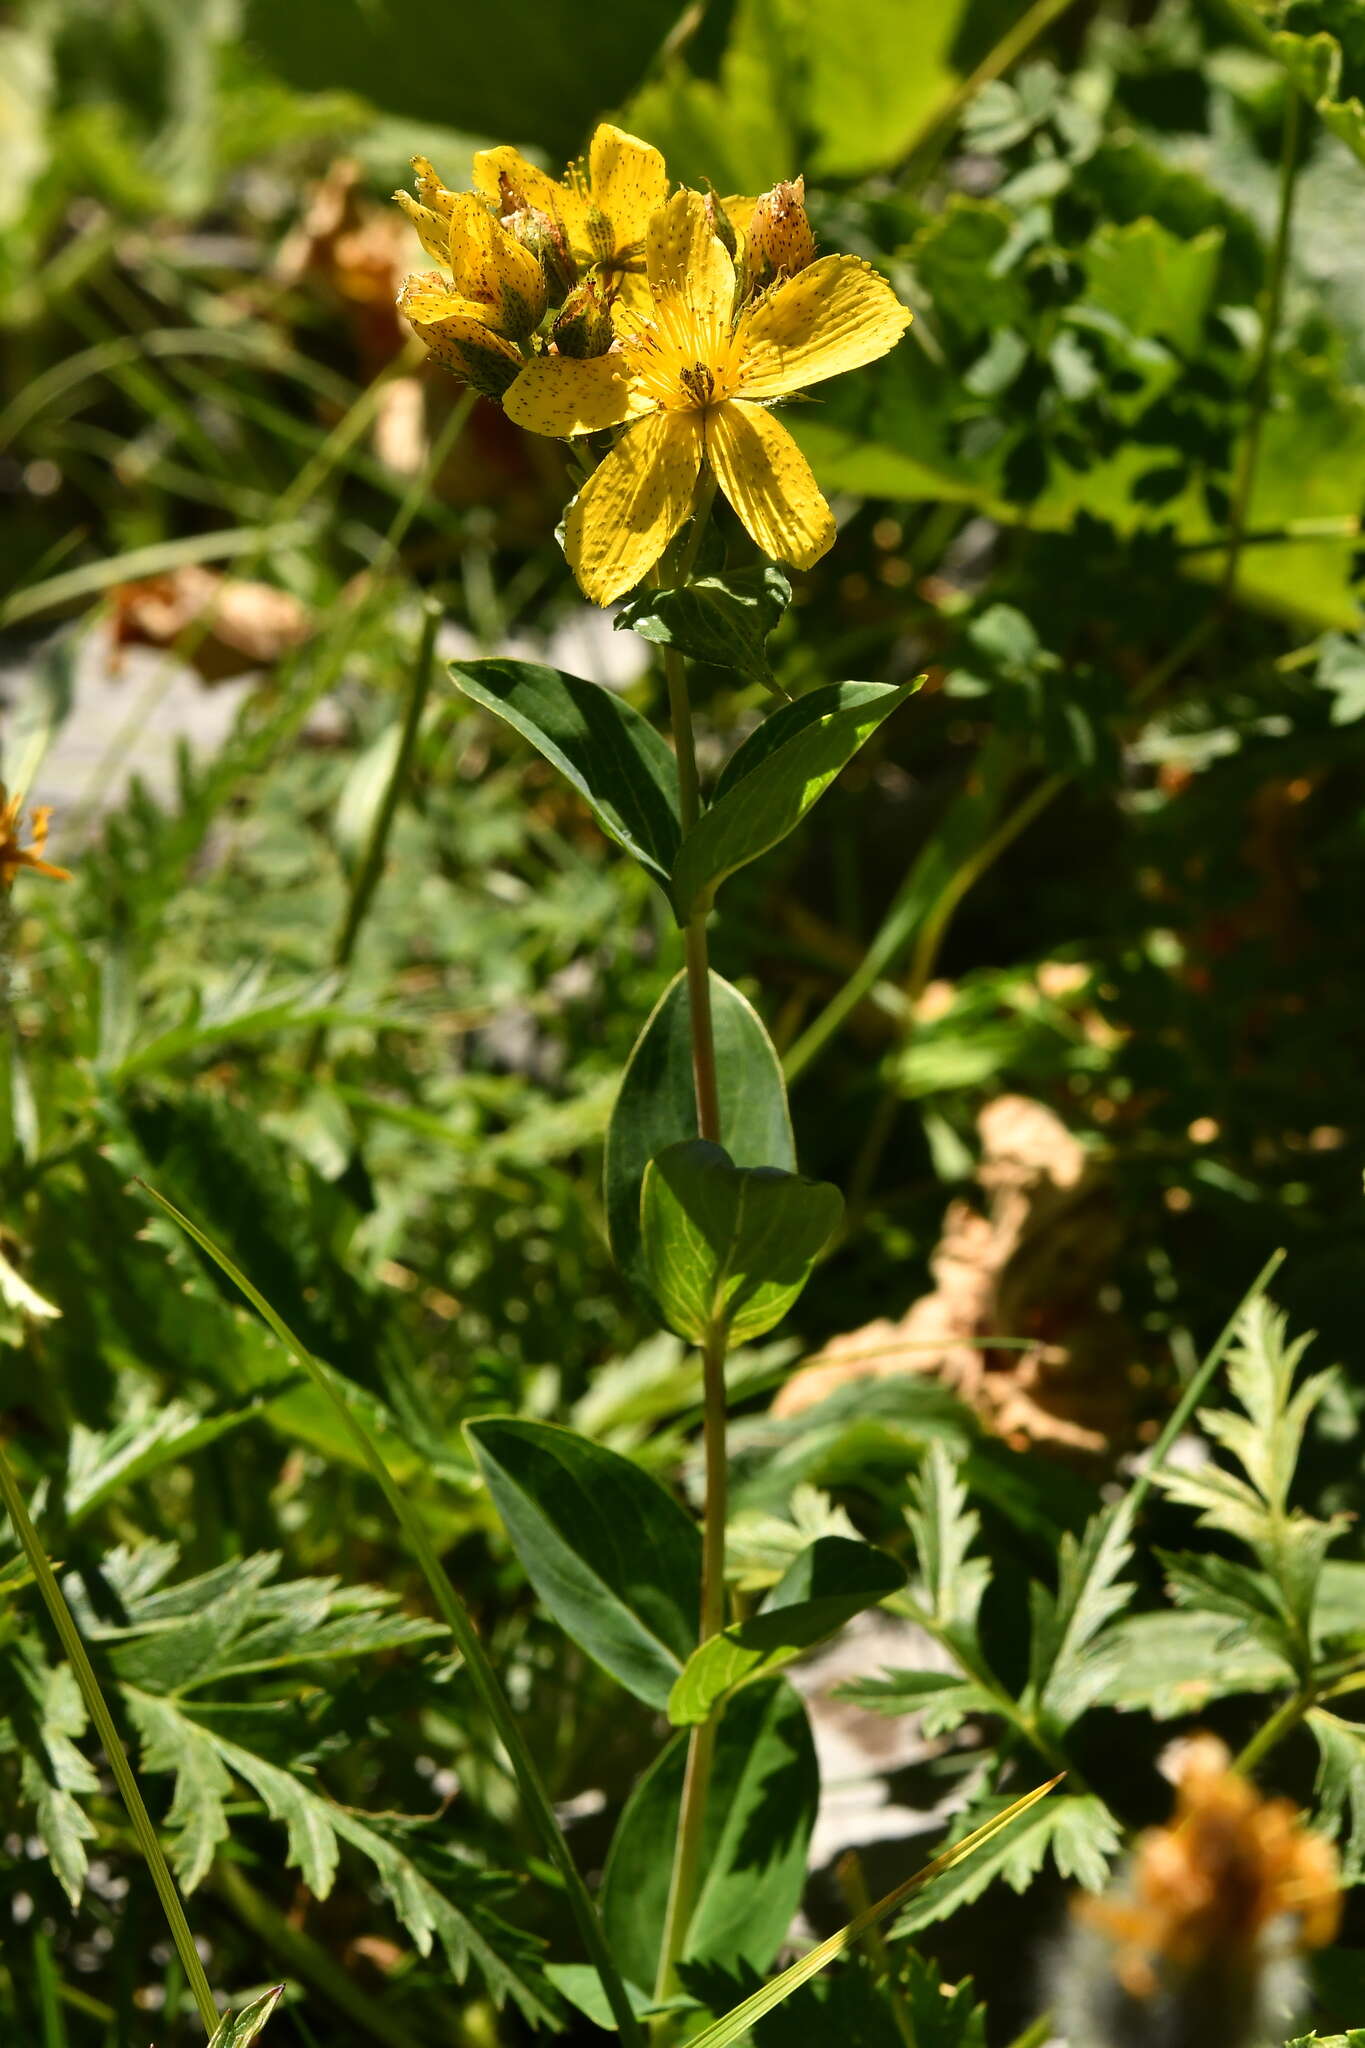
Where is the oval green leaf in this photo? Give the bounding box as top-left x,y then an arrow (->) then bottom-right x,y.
672,679 -> 918,917
667,1534 -> 905,1726
464,1418 -> 700,1710
640,1140 -> 842,1347
605,970 -> 794,1306
601,1678 -> 819,1994
449,658 -> 680,886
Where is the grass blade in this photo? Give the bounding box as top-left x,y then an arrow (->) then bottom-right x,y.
0,1441 -> 220,2035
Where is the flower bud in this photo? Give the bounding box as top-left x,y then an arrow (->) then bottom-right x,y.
703,187 -> 738,260
745,177 -> 816,289
507,203 -> 577,303
552,279 -> 615,358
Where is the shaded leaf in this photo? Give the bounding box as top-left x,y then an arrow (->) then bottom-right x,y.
601,1679 -> 818,1991
465,1418 -> 700,1710
1309,1708 -> 1365,1885
450,659 -> 680,887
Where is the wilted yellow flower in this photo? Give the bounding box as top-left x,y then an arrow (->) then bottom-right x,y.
395,157 -> 547,397
472,124 -> 667,309
0,786 -> 70,889
504,188 -> 910,605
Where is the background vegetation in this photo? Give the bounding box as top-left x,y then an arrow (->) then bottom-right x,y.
3,1 -> 1365,2044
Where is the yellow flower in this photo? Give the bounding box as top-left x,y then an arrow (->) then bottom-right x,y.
395,157 -> 547,397
472,123 -> 667,307
0,786 -> 71,889
503,188 -> 911,605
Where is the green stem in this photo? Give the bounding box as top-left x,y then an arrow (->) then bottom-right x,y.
652,1327 -> 730,2016
651,474 -> 728,2033
0,1440 -> 220,2037
1221,88 -> 1302,606
304,599 -> 440,1072
901,0 -> 1085,174
138,1187 -> 646,2048
1233,1683 -> 1317,1776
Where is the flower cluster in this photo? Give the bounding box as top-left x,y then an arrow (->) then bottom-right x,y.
394,126 -> 910,604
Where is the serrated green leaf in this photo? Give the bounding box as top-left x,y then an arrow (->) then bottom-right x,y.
126,1689 -> 233,1894
64,1391 -> 292,1527
4,1648 -> 98,1906
1031,1506 -> 1135,1731
465,1418 -> 701,1710
449,658 -> 680,886
601,1680 -> 818,1993
208,1987 -> 285,2048
1095,1610 -> 1295,1719
671,681 -> 917,917
126,1692 -> 556,2024
616,567 -> 792,689
839,1669 -> 999,1739
668,1535 -> 904,1725
1309,1708 -> 1365,1884
906,1443 -> 992,1657
894,1792 -> 1120,1933
605,969 -> 794,1309
640,1140 -> 842,1347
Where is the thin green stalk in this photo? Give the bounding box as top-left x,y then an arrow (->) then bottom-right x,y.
138,1185 -> 645,2048
652,1326 -> 730,2024
1222,89 -> 1302,606
901,0 -> 1085,174
1002,2016 -> 1054,2048
1232,1684 -> 1317,1777
303,599 -> 441,1072
651,475 -> 728,2030
0,1440 -> 219,2037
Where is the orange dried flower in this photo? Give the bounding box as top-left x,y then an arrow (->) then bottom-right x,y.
1077,1734 -> 1340,1996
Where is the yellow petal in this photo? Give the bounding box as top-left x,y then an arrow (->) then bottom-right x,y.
394,190 -> 450,266
706,400 -> 835,570
737,254 -> 911,399
587,123 -> 668,258
504,353 -> 649,436
396,274 -> 524,397
446,194 -> 547,338
566,408 -> 702,605
645,189 -> 735,341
